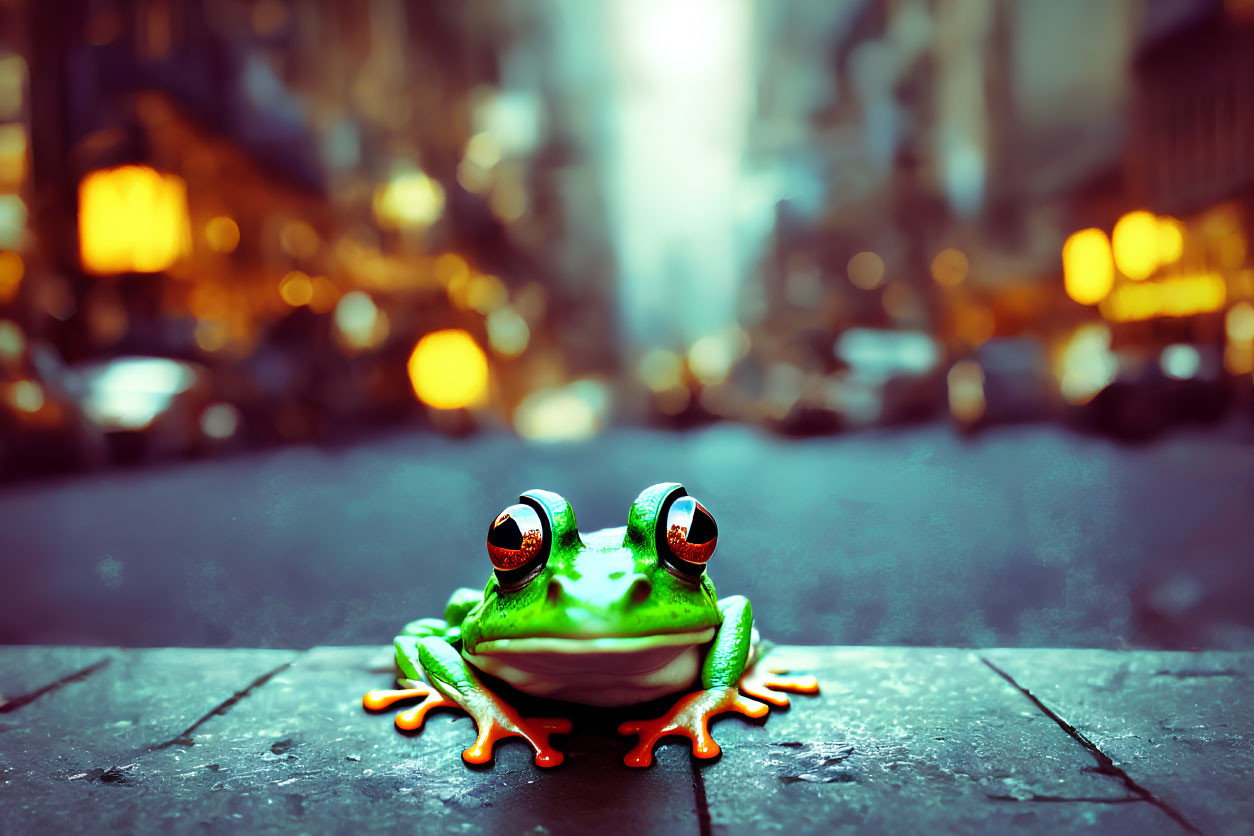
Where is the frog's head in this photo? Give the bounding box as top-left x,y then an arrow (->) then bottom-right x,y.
459,484 -> 725,703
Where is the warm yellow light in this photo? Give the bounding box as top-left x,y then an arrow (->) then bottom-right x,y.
930,248 -> 969,287
1156,217 -> 1184,264
1112,210 -> 1158,280
1099,273 -> 1227,322
1062,228 -> 1114,305
79,165 -> 190,275
279,271 -> 313,307
373,169 -> 445,229
847,251 -> 885,290
407,329 -> 488,410
204,216 -> 240,254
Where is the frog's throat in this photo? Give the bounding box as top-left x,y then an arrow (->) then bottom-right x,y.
465,629 -> 715,655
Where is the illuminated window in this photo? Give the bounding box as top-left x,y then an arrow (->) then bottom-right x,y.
79,166 -> 191,275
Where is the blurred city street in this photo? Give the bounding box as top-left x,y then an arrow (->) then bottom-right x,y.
4,421 -> 1252,651
6,3 -> 1254,828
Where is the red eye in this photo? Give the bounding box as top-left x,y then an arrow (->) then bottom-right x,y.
487,504 -> 545,572
664,496 -> 717,569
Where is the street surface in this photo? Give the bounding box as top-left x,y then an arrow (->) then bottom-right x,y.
1,424 -> 1252,650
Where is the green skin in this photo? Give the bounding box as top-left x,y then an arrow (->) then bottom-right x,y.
394,483 -> 754,694
388,483 -> 768,766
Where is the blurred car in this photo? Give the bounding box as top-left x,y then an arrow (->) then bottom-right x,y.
827,329 -> 946,431
947,338 -> 1058,433
1078,343 -> 1228,440
64,356 -> 240,463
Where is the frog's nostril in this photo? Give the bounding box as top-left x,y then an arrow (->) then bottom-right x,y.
545,578 -> 564,606
628,577 -> 653,606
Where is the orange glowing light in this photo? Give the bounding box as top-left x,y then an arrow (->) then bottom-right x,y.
407,329 -> 489,410
0,250 -> 22,302
1062,228 -> 1114,305
1112,211 -> 1158,280
205,216 -> 240,254
79,165 -> 190,275
930,248 -> 969,287
279,271 -> 313,307
1156,217 -> 1184,264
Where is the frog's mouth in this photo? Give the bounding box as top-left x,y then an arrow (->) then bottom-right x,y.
463,628 -> 716,707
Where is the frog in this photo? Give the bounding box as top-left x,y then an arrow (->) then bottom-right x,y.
362,482 -> 818,768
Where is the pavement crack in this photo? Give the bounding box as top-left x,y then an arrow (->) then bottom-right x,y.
691,762 -> 713,836
149,660 -> 294,751
0,658 -> 111,714
981,657 -> 1203,835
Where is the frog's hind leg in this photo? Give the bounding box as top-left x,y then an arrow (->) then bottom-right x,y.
391,635 -> 572,767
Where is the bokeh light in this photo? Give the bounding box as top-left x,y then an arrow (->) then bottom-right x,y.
204,216 -> 240,254
1111,210 -> 1159,280
407,329 -> 489,410
1062,228 -> 1114,305
79,166 -> 190,275
847,251 -> 885,290
930,248 -> 969,287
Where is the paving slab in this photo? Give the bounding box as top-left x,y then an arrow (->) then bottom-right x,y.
0,646 -> 117,711
698,647 -> 1180,835
137,646 -> 701,835
0,647 -> 299,832
0,646 -> 698,835
985,648 -> 1254,836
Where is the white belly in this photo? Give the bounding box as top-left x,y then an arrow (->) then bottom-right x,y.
463,630 -> 716,707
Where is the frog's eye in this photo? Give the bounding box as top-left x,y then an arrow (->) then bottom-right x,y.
661,496 -> 717,575
487,503 -> 546,576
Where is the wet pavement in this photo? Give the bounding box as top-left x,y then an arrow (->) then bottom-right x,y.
2,423 -> 1253,650
1,644 -> 1250,834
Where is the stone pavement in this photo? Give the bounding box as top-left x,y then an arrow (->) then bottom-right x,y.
0,645 -> 1250,834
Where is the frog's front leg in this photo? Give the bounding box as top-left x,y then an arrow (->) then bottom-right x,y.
387,635 -> 572,767
618,596 -> 818,767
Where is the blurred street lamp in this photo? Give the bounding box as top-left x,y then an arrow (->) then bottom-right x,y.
78,166 -> 191,275
1062,228 -> 1114,305
407,329 -> 488,410
1112,210 -> 1159,280
373,166 -> 445,230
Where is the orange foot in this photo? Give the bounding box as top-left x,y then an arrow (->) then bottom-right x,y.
618,686 -> 768,767
737,667 -> 820,708
362,682 -> 571,767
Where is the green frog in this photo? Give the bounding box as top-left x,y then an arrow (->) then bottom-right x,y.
363,482 -> 817,767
